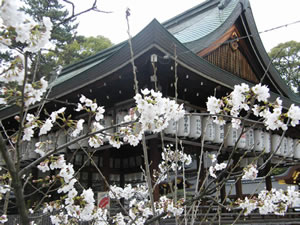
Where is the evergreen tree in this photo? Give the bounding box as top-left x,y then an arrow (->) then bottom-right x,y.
18,0 -> 113,81
20,0 -> 78,80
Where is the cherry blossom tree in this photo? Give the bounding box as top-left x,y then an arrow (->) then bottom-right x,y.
0,1 -> 299,225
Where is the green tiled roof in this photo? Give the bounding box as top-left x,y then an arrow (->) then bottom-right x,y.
50,42 -> 126,88
50,59 -> 104,88
168,0 -> 239,43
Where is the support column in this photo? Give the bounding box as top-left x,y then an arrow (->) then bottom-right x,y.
149,138 -> 161,201
234,156 -> 243,199
265,161 -> 272,191
102,149 -> 111,191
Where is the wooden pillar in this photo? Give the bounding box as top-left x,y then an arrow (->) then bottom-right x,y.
220,184 -> 226,201
265,161 -> 272,191
149,138 -> 161,201
102,149 -> 111,191
235,177 -> 243,199
234,156 -> 243,199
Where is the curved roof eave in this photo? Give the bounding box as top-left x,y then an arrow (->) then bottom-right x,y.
164,0 -> 242,53
242,3 -> 300,104
0,18 -> 297,120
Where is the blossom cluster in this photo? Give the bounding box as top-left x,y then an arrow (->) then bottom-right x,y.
0,0 -> 52,107
242,163 -> 258,180
0,0 -> 52,53
206,83 -> 300,130
208,154 -> 227,178
37,155 -> 108,224
135,88 -> 185,133
109,184 -> 184,224
236,186 -> 300,216
108,88 -> 185,149
158,145 -> 192,180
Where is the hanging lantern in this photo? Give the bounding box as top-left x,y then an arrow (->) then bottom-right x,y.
245,128 -> 254,150
225,124 -> 246,149
271,134 -> 282,156
213,124 -> 224,144
164,119 -> 177,135
189,114 -> 201,139
178,113 -> 190,137
287,138 -> 294,158
263,132 -> 271,153
202,117 -> 215,142
254,129 -> 264,152
293,139 -> 300,159
281,137 -> 289,157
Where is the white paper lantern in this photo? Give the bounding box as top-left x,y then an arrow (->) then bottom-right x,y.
294,139 -> 300,159
287,138 -> 294,158
213,124 -> 224,144
189,114 -> 201,139
271,134 -> 282,156
178,114 -> 190,137
225,124 -> 246,149
254,129 -> 264,151
281,137 -> 289,157
164,119 -> 177,135
246,128 -> 254,150
263,132 -> 271,153
202,117 -> 215,142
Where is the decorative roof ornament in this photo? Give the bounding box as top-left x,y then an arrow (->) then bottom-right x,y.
218,0 -> 232,10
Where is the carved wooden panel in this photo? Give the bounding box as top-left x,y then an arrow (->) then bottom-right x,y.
203,44 -> 259,83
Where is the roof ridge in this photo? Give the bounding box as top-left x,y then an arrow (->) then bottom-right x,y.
162,0 -> 220,28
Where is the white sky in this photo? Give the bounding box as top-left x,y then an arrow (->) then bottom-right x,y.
71,0 -> 300,52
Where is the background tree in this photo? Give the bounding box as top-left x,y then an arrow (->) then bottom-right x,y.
269,40 -> 300,95
20,0 -> 77,80
49,35 -> 113,66
20,0 -> 112,81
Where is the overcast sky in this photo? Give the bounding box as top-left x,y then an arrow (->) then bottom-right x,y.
71,0 -> 300,52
